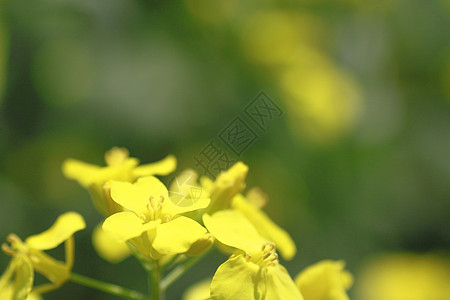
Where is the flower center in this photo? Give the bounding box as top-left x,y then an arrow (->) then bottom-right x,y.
141,195 -> 171,223
252,242 -> 278,268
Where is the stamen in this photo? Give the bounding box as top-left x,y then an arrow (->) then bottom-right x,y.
1,243 -> 14,256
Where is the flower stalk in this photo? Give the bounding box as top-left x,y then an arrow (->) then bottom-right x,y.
70,272 -> 147,300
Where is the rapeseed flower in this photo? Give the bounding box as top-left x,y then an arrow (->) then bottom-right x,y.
102,176 -> 210,259
0,212 -> 85,298
203,209 -> 302,299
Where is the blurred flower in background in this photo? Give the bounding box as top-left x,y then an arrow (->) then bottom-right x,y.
356,253 -> 450,300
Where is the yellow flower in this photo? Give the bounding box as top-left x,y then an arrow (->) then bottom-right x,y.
295,260 -> 353,300
62,147 -> 177,216
0,212 -> 85,298
102,176 -> 210,259
356,253 -> 450,300
203,210 -> 303,300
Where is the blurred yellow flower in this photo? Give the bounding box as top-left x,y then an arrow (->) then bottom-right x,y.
102,176 -> 210,259
295,260 -> 353,300
241,11 -> 323,67
204,210 -> 303,299
91,224 -> 130,264
356,253 -> 450,300
280,59 -> 362,143
0,212 -> 85,298
62,147 -> 176,216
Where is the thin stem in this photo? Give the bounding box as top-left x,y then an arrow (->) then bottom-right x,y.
70,272 -> 147,300
161,254 -> 184,271
160,254 -> 204,291
149,260 -> 162,300
127,242 -> 152,272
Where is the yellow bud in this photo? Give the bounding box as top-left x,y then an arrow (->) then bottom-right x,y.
88,181 -> 123,217
208,162 -> 248,212
186,234 -> 214,256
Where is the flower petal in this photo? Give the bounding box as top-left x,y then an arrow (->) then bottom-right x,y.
25,212 -> 86,250
135,176 -> 169,200
133,155 -> 177,177
92,223 -> 130,263
203,210 -> 264,254
102,211 -> 160,242
265,265 -> 304,300
152,216 -> 207,256
210,254 -> 259,300
162,197 -> 210,217
295,260 -> 352,300
110,176 -> 168,215
13,255 -> 34,300
62,159 -> 102,187
182,278 -> 211,300
232,194 -> 297,260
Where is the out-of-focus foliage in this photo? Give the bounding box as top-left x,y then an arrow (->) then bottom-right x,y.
0,0 -> 449,299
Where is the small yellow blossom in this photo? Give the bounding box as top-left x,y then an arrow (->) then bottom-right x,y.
356,253 -> 450,300
102,176 -> 210,259
63,147 -> 176,216
0,212 -> 85,298
203,210 -> 303,300
295,260 -> 353,300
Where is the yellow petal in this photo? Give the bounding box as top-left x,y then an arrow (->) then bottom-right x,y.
133,154 -> 177,177
182,278 -> 211,300
0,257 -> 17,292
62,157 -> 139,187
62,159 -> 101,187
210,254 -> 259,300
265,265 -> 304,300
295,260 -> 352,300
152,216 -> 207,256
104,147 -> 130,166
13,255 -> 34,300
110,180 -> 149,215
92,224 -> 130,263
202,210 -> 264,254
25,212 -> 86,250
28,248 -> 69,285
232,194 -> 296,260
162,197 -> 210,217
103,211 -> 160,242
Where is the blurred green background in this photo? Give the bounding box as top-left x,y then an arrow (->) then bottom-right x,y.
0,0 -> 449,299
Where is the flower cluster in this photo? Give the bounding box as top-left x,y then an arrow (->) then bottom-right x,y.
1,147 -> 353,300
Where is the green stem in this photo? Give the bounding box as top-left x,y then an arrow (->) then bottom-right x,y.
70,272 -> 147,300
127,242 -> 152,272
149,260 -> 162,300
160,255 -> 204,291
